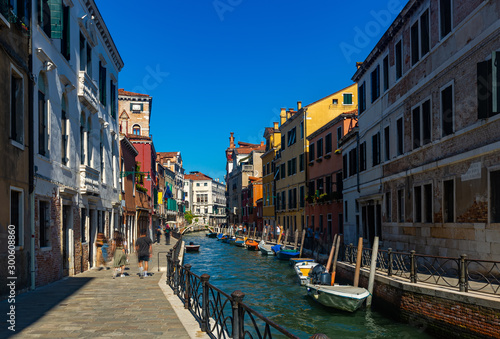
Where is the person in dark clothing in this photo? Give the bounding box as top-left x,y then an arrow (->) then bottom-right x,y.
164,225 -> 170,245
135,229 -> 153,278
156,226 -> 162,244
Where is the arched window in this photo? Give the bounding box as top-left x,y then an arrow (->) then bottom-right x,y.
38,73 -> 48,156
133,124 -> 140,135
61,95 -> 68,165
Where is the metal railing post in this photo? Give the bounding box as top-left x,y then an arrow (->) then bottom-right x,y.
166,250 -> 172,285
388,248 -> 393,276
200,274 -> 210,332
231,290 -> 245,339
459,254 -> 468,292
410,250 -> 417,283
174,259 -> 180,295
184,264 -> 192,309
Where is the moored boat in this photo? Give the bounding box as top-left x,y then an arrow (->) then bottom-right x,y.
245,239 -> 259,250
276,249 -> 300,260
305,284 -> 370,312
258,240 -> 274,255
185,242 -> 200,252
206,232 -> 218,238
294,261 -> 319,285
289,258 -> 315,267
234,236 -> 246,247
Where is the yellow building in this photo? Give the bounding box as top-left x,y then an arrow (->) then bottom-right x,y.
261,123 -> 281,230
275,83 -> 358,235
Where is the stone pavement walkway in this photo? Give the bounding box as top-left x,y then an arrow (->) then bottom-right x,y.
1,236 -> 207,338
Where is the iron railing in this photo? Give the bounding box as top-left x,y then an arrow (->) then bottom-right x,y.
166,240 -> 300,339
341,243 -> 500,295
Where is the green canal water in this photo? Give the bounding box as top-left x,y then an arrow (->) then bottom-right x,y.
183,233 -> 432,339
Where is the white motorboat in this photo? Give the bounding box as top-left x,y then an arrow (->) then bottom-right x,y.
305,284 -> 370,312
258,240 -> 274,255
294,261 -> 319,285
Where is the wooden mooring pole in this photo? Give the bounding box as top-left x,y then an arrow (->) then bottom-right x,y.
353,237 -> 363,287
366,236 -> 379,307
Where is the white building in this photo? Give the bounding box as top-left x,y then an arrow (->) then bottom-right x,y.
184,172 -> 226,226
32,0 -> 123,286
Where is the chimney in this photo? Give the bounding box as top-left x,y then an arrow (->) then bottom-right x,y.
297,101 -> 302,110
229,132 -> 235,149
273,122 -> 279,130
356,62 -> 363,69
280,108 -> 286,125
260,141 -> 264,146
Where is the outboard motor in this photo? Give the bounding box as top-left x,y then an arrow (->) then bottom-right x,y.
310,265 -> 331,285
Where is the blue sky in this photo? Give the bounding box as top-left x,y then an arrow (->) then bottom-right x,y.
95,0 -> 405,182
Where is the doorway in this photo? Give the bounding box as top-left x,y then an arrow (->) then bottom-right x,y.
62,205 -> 73,276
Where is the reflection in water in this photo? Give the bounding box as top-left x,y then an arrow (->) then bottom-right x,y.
183,233 -> 431,339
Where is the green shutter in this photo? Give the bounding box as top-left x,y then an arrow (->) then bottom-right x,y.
49,0 -> 62,39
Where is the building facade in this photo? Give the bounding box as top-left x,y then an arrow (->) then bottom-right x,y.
32,0 -> 123,287
261,123 -> 280,230
184,172 -> 226,226
157,151 -> 185,225
345,0 -> 500,260
118,89 -> 152,136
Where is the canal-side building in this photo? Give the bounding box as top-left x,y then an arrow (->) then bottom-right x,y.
305,112 -> 357,248
225,133 -> 265,224
32,0 -> 123,287
163,166 -> 177,223
157,151 -> 186,225
0,1 -> 31,297
118,89 -> 152,136
346,0 -> 500,260
244,177 -> 263,232
261,123 -> 281,231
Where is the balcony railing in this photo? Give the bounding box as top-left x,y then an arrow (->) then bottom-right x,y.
78,71 -> 99,113
79,165 -> 100,195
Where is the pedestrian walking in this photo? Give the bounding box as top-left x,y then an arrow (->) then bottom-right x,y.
111,231 -> 128,278
164,224 -> 170,245
96,232 -> 109,270
135,228 -> 153,278
156,226 -> 162,244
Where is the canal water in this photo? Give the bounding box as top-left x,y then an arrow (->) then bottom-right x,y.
183,233 -> 432,339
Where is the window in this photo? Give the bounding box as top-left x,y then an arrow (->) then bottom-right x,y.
61,4 -> 70,60
336,172 -> 343,194
384,126 -> 390,161
61,95 -> 68,165
395,40 -> 402,80
10,188 -> 23,247
325,133 -> 332,154
196,183 -> 200,187
332,99 -> 338,105
9,0 -> 29,26
86,117 -> 91,165
80,114 -> 85,165
316,138 -> 323,158
372,132 -> 381,166
359,141 -> 366,171
397,189 -> 404,223
414,186 -> 422,222
383,55 -> 389,91
440,0 -> 452,39
371,65 -> 380,103
344,201 -> 348,222
299,153 -> 304,172
397,118 -> 403,155
337,126 -> 342,144
327,214 -> 332,237
477,54 -> 500,120
38,0 -> 51,37
38,73 -> 48,156
343,93 -> 353,105
359,82 -> 366,113
281,135 -> 286,151
385,192 -> 392,222
325,175 -> 332,195
291,157 -> 297,175
110,81 -> 117,119
81,208 -> 86,243
39,201 -> 50,247
280,164 -> 285,179
10,66 -> 24,145
441,84 -> 454,137
316,178 -> 324,195
443,179 -> 454,222
133,125 -> 141,135
309,143 -> 315,162
204,183 -> 208,186
100,130 -> 104,181
287,127 -> 296,146
343,155 -> 348,179
99,61 -> 107,105
79,34 -> 92,76
424,184 -> 432,223
491,170 -> 500,223
411,9 -> 430,66
348,148 -> 357,176
412,100 -> 431,149
308,180 -> 315,197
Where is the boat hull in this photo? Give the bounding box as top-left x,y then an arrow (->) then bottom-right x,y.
245,240 -> 259,250
289,258 -> 315,266
277,250 -> 300,260
294,262 -> 319,285
185,245 -> 200,252
258,241 -> 274,255
306,284 -> 370,312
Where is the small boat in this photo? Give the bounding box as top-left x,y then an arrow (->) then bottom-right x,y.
258,240 -> 274,255
271,244 -> 282,254
276,249 -> 300,261
289,258 -> 315,267
217,233 -> 225,240
234,237 -> 246,247
306,284 -> 370,312
294,261 -> 319,285
206,232 -> 218,238
245,239 -> 259,250
228,236 -> 236,245
185,242 -> 200,252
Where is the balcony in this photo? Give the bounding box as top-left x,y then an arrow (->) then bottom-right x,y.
78,71 -> 99,113
80,165 -> 100,195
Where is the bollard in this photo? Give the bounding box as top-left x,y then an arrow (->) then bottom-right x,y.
231,290 -> 245,339
174,259 -> 180,295
387,248 -> 393,277
410,250 -> 417,283
166,252 -> 172,285
184,264 -> 192,309
459,254 -> 468,292
200,274 -> 210,332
